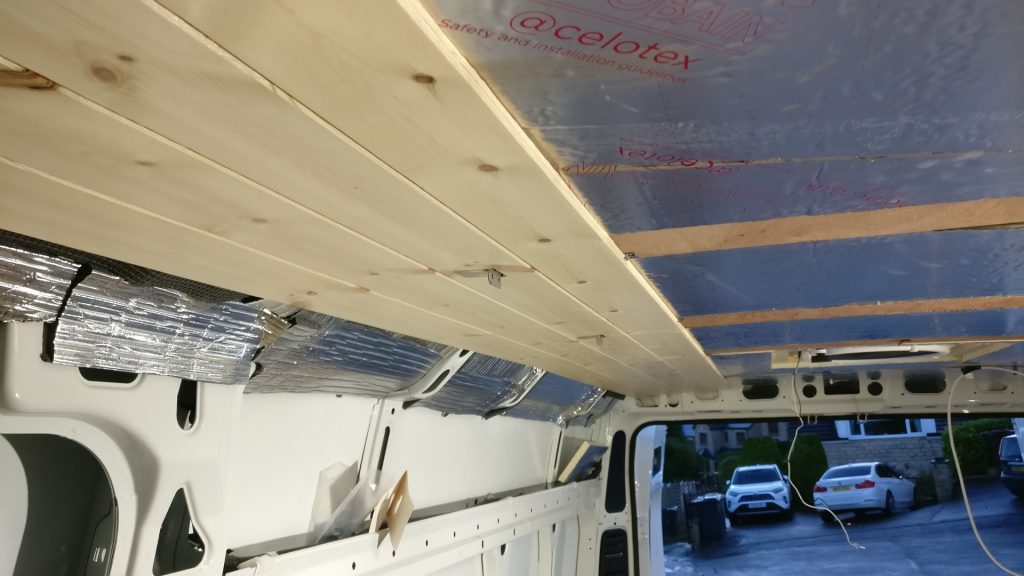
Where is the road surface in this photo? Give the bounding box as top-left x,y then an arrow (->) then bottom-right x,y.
665,480 -> 1024,575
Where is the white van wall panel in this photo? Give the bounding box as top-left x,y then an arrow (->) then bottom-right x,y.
226,481 -> 598,576
482,534 -> 538,576
1,324 -> 242,574
382,407 -> 556,510
0,322 -> 576,574
427,557 -> 484,576
552,518 -> 580,576
223,393 -> 376,555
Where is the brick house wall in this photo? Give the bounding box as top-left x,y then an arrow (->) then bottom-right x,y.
823,436 -> 943,475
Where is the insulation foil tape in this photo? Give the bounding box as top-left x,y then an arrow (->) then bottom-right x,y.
52,271 -> 276,384
247,311 -> 454,396
0,243 -> 81,322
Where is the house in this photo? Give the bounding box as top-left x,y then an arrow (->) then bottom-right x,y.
684,422 -> 793,458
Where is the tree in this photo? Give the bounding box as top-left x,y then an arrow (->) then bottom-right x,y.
786,435 -> 828,507
717,453 -> 741,491
717,436 -> 785,490
664,434 -> 702,482
738,437 -> 784,468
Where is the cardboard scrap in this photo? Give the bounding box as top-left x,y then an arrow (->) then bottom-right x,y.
370,471 -> 414,549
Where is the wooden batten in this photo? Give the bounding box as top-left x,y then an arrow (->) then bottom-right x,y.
709,335 -> 1024,356
614,197 -> 1024,257
682,296 -> 1024,328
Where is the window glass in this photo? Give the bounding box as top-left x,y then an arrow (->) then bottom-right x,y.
732,468 -> 781,485
1001,436 -> 1022,460
862,419 -> 908,436
821,465 -> 873,479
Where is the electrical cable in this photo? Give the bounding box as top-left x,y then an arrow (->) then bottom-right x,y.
784,351 -> 865,550
946,367 -> 1024,576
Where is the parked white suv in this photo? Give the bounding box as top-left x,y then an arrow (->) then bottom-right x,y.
725,464 -> 792,524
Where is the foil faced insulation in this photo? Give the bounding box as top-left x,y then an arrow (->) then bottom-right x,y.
247,311 -> 454,396
416,354 -> 544,416
0,243 -> 80,322
575,395 -> 618,423
53,271 -> 265,384
499,373 -> 605,427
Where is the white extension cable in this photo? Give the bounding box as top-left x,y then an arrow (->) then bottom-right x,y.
785,352 -> 865,550
946,367 -> 1024,576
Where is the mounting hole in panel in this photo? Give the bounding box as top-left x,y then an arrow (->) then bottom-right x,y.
176,379 -> 198,431
153,489 -> 204,575
79,366 -> 138,384
422,370 -> 450,395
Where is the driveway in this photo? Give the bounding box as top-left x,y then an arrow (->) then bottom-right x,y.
665,479 -> 1024,575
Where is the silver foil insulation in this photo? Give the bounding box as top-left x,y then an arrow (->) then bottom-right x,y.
248,311 -> 454,396
415,354 -> 545,416
0,243 -> 80,322
1,240 -> 615,425
499,373 -> 607,426
53,271 -> 269,384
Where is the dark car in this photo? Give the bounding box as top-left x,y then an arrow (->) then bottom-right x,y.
999,434 -> 1024,497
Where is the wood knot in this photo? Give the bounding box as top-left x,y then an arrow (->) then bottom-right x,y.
478,163 -> 499,173
412,73 -> 435,84
90,63 -> 123,85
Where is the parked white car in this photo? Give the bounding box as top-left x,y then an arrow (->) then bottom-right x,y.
725,464 -> 792,524
813,462 -> 915,522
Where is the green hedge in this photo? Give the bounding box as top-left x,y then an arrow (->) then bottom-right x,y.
786,435 -> 828,507
913,469 -> 937,505
942,418 -> 1011,476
